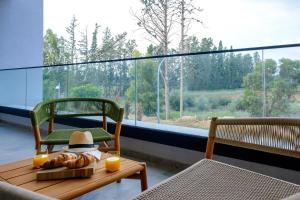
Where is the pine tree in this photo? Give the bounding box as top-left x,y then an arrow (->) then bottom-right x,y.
78,27 -> 88,62
99,28 -> 115,96
65,16 -> 79,96
66,15 -> 78,63
43,29 -> 60,65
89,23 -> 100,61
216,41 -> 225,89
57,36 -> 69,64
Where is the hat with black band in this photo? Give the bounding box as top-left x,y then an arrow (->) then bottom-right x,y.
63,131 -> 98,153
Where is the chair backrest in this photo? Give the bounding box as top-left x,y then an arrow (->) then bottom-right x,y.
30,98 -> 124,126
205,117 -> 300,159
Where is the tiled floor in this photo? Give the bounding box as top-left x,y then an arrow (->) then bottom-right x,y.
0,121 -> 180,200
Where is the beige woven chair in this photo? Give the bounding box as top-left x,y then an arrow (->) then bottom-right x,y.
205,117 -> 300,159
132,117 -> 300,200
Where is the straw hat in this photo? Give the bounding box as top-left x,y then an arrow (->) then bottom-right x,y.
63,131 -> 98,153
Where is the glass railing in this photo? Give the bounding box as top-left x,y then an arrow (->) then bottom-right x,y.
0,44 -> 299,135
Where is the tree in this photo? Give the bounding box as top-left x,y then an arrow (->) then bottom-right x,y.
279,58 -> 300,85
78,27 -> 88,62
185,37 -> 214,90
214,41 -> 225,89
76,27 -> 90,87
89,23 -> 100,61
43,78 -> 56,100
65,16 -> 79,96
66,15 -> 79,63
242,58 -> 299,116
57,36 -> 69,64
115,37 -> 137,96
43,29 -> 69,99
43,29 -> 60,65
99,28 -> 116,96
126,50 -> 158,120
175,0 -> 203,117
43,17 -> 138,101
132,0 -> 177,120
97,28 -> 134,97
184,37 -> 254,90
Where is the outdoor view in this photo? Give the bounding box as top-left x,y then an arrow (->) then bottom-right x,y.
42,0 -> 300,130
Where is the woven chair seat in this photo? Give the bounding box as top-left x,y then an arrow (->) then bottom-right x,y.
133,159 -> 300,200
42,128 -> 113,145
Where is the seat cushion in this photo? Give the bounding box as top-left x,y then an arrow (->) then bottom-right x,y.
43,128 -> 113,144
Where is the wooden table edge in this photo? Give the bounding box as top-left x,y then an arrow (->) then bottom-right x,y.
55,162 -> 148,200
0,153 -> 148,200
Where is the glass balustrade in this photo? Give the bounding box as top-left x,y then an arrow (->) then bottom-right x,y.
0,45 -> 299,135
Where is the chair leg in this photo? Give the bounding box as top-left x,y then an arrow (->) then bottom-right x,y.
114,139 -> 120,154
103,141 -> 109,148
36,145 -> 42,154
47,145 -> 54,153
140,163 -> 148,191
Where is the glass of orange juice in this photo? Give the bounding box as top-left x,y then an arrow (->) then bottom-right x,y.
33,153 -> 49,169
105,151 -> 121,172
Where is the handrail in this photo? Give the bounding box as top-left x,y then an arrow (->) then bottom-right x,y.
0,43 -> 300,72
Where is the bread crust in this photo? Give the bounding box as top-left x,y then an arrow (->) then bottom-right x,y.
64,153 -> 95,169
41,153 -> 77,169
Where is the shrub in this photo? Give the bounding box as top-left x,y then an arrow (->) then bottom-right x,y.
197,98 -> 210,111
70,84 -> 103,98
184,97 -> 195,108
170,91 -> 180,111
218,98 -> 232,106
234,99 -> 247,111
209,97 -> 231,109
170,91 -> 196,111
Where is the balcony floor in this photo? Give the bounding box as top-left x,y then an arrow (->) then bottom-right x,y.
0,120 -> 299,200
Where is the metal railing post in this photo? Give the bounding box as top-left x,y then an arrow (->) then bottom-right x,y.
157,58 -> 166,124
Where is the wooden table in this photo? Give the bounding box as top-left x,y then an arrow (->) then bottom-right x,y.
0,152 -> 148,200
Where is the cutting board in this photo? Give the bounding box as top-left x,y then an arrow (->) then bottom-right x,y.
37,162 -> 96,181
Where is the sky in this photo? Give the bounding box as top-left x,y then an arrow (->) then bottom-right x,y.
44,0 -> 300,58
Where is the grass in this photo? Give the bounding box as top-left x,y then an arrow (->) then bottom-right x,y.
185,89 -> 244,99
143,88 -> 300,129
139,88 -> 249,129
118,88 -> 300,129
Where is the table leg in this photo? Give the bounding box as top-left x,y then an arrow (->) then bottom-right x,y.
140,162 -> 148,191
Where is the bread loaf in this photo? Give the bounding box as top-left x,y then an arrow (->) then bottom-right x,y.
64,153 -> 94,169
41,153 -> 77,169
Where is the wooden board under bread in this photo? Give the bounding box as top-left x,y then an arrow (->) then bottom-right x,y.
37,162 -> 96,181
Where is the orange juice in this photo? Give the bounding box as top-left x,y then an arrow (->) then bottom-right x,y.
33,154 -> 49,169
105,156 -> 121,172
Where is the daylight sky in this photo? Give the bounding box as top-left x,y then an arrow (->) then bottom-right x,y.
44,0 -> 300,58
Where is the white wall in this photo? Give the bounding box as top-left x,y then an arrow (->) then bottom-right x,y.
0,0 -> 43,108
0,0 -> 43,69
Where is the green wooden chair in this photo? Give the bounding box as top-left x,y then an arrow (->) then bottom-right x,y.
30,98 -> 124,154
